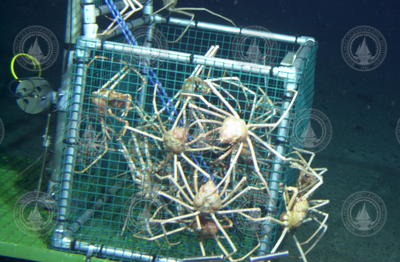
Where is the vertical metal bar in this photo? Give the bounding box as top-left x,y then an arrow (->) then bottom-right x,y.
47,0 -> 82,198
51,0 -> 96,249
259,73 -> 298,254
258,40 -> 317,254
82,0 -> 99,38
139,0 -> 154,108
52,46 -> 89,249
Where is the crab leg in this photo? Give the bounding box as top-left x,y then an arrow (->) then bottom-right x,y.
210,213 -> 236,255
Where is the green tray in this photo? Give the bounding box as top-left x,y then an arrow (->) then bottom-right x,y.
0,154 -> 109,262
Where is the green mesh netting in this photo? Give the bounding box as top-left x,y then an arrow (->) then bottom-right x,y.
57,22 -> 317,261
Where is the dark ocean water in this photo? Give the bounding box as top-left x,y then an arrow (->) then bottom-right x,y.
0,1 -> 399,261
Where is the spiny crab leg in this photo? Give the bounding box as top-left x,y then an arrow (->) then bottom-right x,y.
177,161 -> 195,200
216,142 -> 244,194
136,159 -> 269,260
247,89 -> 298,131
124,125 -> 163,142
301,205 -> 329,251
191,45 -> 219,77
75,119 -> 109,174
221,188 -> 267,210
171,45 -> 219,125
153,84 -> 169,132
248,130 -> 288,161
179,153 -> 211,180
204,79 -> 240,118
118,138 -> 142,184
99,0 -> 143,36
210,213 -> 236,256
182,92 -> 231,118
246,136 -> 270,191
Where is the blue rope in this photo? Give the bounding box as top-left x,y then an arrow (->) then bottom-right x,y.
104,0 -> 176,117
104,0 -> 211,180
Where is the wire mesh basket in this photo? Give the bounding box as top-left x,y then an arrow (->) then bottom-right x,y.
51,17 -> 317,261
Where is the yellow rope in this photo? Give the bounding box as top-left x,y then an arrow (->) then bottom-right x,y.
10,53 -> 42,80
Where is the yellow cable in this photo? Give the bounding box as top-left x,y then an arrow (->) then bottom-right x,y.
10,53 -> 42,80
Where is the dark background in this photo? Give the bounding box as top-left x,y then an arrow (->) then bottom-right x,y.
0,0 -> 399,261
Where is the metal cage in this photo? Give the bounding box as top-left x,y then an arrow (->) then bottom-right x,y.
50,1 -> 317,261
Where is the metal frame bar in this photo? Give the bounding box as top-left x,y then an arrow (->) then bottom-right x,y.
47,0 -> 82,199
77,37 -> 297,78
99,8 -> 315,44
74,241 -> 288,261
51,46 -> 90,250
259,40 -> 317,254
151,14 -> 315,44
75,241 -> 177,262
105,13 -> 315,45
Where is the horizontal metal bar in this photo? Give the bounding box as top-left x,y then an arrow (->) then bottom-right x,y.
181,255 -> 224,262
152,15 -> 315,44
250,250 -> 290,262
74,241 -> 181,262
77,38 -> 297,78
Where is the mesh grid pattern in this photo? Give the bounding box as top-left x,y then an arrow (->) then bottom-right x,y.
57,22 -> 317,261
